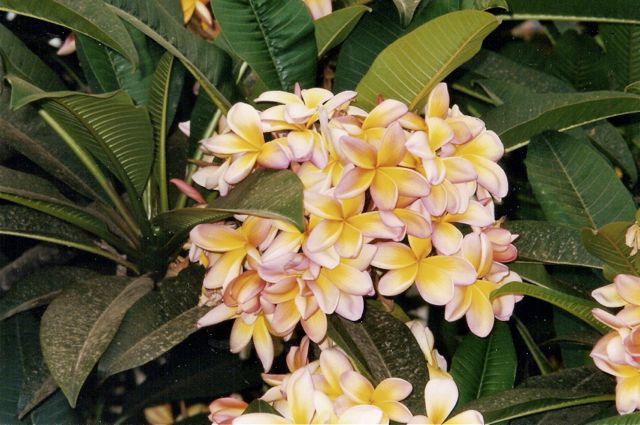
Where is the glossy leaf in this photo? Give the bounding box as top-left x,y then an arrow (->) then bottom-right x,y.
212,0 -> 317,90
6,76 -> 155,197
98,267 -> 207,378
0,0 -> 138,65
506,0 -> 640,25
355,10 -> 499,110
327,300 -> 429,414
104,0 -> 233,113
490,282 -> 608,334
482,90 -> 640,151
582,221 -> 640,278
314,5 -> 370,57
504,220 -> 601,268
0,266 -> 98,321
450,321 -> 517,406
525,131 -> 635,229
41,275 -> 153,407
0,23 -> 64,90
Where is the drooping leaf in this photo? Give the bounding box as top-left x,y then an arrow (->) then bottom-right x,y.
6,76 -> 155,197
14,313 -> 57,419
450,321 -> 517,406
327,300 -> 429,414
525,131 -> 635,229
355,10 -> 499,110
29,391 -> 78,425
0,90 -> 108,203
0,0 -> 138,65
506,0 -> 640,24
482,90 -> 640,151
314,5 -> 371,57
104,0 -> 233,113
212,0 -> 317,90
0,267 -> 98,321
98,267 -> 207,379
40,275 -> 153,407
601,23 -> 640,91
392,0 -> 422,26
582,221 -> 640,279
0,23 -> 65,90
504,220 -> 601,269
154,169 -> 305,250
0,316 -> 28,425
490,282 -> 608,334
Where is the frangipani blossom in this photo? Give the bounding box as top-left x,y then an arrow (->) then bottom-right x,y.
409,369 -> 484,425
407,321 -> 448,371
303,0 -> 332,20
209,398 -> 248,425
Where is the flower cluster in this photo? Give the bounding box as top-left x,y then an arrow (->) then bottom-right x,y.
189,83 -> 520,372
208,323 -> 483,425
591,274 -> 640,414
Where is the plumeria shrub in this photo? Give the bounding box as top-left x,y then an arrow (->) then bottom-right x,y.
1,0 -> 640,424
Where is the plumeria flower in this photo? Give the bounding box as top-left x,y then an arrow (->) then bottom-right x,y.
592,274 -> 640,328
334,123 -> 430,210
202,103 -> 292,184
303,0 -> 332,20
409,369 -> 484,425
626,222 -> 640,256
192,158 -> 231,196
372,236 -> 476,305
406,320 -> 448,370
209,397 -> 248,425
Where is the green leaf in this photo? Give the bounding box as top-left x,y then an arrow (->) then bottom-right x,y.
482,90 -> 640,152
582,221 -> 640,278
586,412 -> 640,424
506,0 -> 640,25
104,0 -> 233,114
75,33 -> 120,93
98,267 -> 207,379
0,266 -> 98,321
504,220 -> 601,269
0,89 -> 108,203
243,400 -> 281,415
602,24 -> 640,90
0,316 -> 29,425
327,300 -> 429,414
514,316 -> 553,375
0,23 -> 65,90
392,0 -> 422,26
490,282 -> 608,334
154,169 -> 304,249
355,10 -> 499,111
0,0 -> 138,66
29,391 -> 78,425
545,30 -> 608,91
14,313 -> 56,419
212,0 -> 317,90
41,275 -> 153,407
450,322 -> 517,406
580,122 -> 638,185
314,5 -> 370,57
525,131 -> 635,229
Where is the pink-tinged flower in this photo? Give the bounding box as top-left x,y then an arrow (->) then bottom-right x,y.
197,271 -> 276,371
334,123 -> 430,210
190,217 -> 274,289
209,398 -> 248,425
335,371 -> 413,423
304,192 -> 400,257
170,178 -> 206,204
313,347 -> 356,399
201,103 -> 292,184
426,201 -> 495,255
57,33 -> 76,55
406,321 -> 448,370
592,274 -> 640,329
372,236 -> 476,305
192,159 -> 231,196
262,337 -> 312,403
408,369 -> 484,425
483,224 -> 518,263
591,332 -> 640,414
379,207 -> 432,240
303,0 -> 332,20
626,223 -> 640,256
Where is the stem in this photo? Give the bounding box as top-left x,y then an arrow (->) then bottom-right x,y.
157,62 -> 173,214
514,316 -> 553,375
38,110 -> 142,240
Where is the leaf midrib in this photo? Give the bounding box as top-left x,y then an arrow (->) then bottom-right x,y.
475,330 -> 495,399
247,0 -> 284,89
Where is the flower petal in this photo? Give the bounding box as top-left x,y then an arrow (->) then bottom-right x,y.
304,191 -> 343,220
426,83 -> 450,119
432,222 -> 463,255
415,263 -> 455,305
197,304 -> 237,328
202,132 -> 256,155
615,274 -> 640,306
335,292 -> 365,321
371,242 -> 417,269
424,375 -> 458,424
322,264 -> 373,296
190,223 -> 245,252
377,123 -> 407,167
381,167 -> 430,198
362,99 -> 408,130
227,102 -> 264,148
372,378 -> 413,403
230,317 -> 254,353
253,315 -> 274,372
288,368 -> 316,423
337,405 -> 384,424
334,168 -> 376,199
307,219 -> 345,252
335,223 -> 364,258
371,170 -> 398,210
225,152 -> 259,184
446,410 -> 485,424
340,371 -> 374,404
378,265 -> 419,296
466,284 -> 495,337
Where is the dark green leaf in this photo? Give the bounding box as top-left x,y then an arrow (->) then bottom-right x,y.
450,321 -> 517,406
392,0 -> 422,26
482,90 -> 640,151
212,0 -> 317,90
104,0 -> 233,113
0,0 -> 138,65
173,413 -> 210,425
504,220 -> 601,268
490,282 -> 608,334
327,300 -> 429,414
314,5 -> 370,57
525,131 -> 635,229
586,412 -> 640,424
98,267 -> 207,378
0,23 -> 64,90
0,316 -> 29,425
514,316 -> 553,375
75,33 -> 120,93
355,10 -> 499,111
582,221 -> 640,278
29,391 -> 78,425
602,24 -> 640,91
41,276 -> 153,406
0,266 -> 98,320
506,0 -> 640,24
580,122 -> 638,185
243,400 -> 281,415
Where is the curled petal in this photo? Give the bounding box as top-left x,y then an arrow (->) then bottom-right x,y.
253,315 -> 275,372
337,405 -> 385,424
197,304 -> 237,328
190,224 -> 245,252
334,168 -> 376,199
432,222 -> 463,256
447,410 -> 485,424
377,123 -> 407,167
592,283 -> 627,308
614,274 -> 640,306
371,170 -> 399,210
335,293 -> 365,321
224,153 -> 259,184
381,167 -> 430,198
